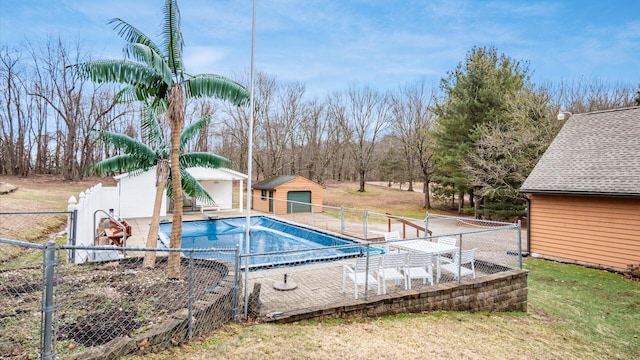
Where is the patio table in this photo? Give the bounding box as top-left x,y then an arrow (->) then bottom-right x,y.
394,240 -> 458,256
394,240 -> 459,283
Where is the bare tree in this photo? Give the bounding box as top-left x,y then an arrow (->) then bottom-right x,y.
186,99 -> 219,152
297,99 -> 331,183
28,38 -> 122,180
220,76 -> 252,173
264,81 -> 305,177
328,86 -> 392,192
550,78 -> 637,114
376,135 -> 406,185
391,80 -> 437,207
325,91 -> 352,182
0,47 -> 32,176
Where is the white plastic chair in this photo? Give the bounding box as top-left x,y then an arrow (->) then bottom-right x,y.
342,256 -> 382,299
383,231 -> 401,241
378,252 -> 408,294
383,231 -> 401,253
404,252 -> 434,288
438,248 -> 477,282
437,237 -> 457,247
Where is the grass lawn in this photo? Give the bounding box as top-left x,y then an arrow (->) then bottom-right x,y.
525,259 -> 639,358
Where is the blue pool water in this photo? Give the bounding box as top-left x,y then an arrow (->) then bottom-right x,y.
158,216 -> 384,268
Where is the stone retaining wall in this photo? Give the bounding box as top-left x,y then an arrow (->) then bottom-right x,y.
265,269 -> 528,323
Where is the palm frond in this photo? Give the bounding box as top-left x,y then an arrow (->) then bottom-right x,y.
124,43 -> 173,86
140,103 -> 171,155
180,152 -> 233,170
179,115 -> 210,151
148,97 -> 170,113
72,60 -> 162,89
83,154 -> 152,176
180,168 -> 213,203
114,86 -> 139,103
185,74 -> 250,106
108,18 -> 163,56
93,129 -> 157,163
140,104 -> 170,157
162,0 -> 184,79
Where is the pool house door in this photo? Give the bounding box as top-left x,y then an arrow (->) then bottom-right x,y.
268,191 -> 274,213
287,191 -> 312,213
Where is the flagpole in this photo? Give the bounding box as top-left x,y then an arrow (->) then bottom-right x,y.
243,0 -> 256,319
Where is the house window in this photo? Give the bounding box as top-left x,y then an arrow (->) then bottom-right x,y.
261,190 -> 267,200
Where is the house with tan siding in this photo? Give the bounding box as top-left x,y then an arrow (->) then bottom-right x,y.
520,106 -> 640,272
252,175 -> 323,215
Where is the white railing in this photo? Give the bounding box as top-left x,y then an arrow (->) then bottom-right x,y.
67,183 -> 120,263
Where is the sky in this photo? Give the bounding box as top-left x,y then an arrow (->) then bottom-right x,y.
1,0 -> 639,98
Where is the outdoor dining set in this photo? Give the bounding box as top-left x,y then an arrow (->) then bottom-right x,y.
342,232 -> 477,299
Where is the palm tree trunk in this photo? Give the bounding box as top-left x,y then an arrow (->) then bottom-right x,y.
143,160 -> 169,268
168,84 -> 185,279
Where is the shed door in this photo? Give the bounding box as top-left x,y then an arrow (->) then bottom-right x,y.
268,191 -> 274,213
287,191 -> 312,213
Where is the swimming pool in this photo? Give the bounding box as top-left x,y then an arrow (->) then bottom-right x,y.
158,216 -> 384,269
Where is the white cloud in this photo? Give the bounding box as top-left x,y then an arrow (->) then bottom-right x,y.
184,46 -> 231,74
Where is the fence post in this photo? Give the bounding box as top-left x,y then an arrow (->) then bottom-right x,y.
457,234 -> 463,283
70,209 -> 78,263
364,244 -> 371,301
311,204 -> 314,226
41,241 -> 57,360
232,246 -> 240,320
517,220 -> 523,269
425,212 -> 429,238
340,207 -> 345,234
363,209 -> 368,240
67,196 -> 78,264
187,250 -> 195,340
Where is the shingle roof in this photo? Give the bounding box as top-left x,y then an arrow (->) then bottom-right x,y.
252,175 -> 298,190
520,106 -> 640,197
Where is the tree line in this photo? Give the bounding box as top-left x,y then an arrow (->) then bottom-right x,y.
1,40 -> 638,218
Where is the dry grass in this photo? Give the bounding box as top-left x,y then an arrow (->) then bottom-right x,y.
0,175 -> 111,212
127,311 -> 596,360
0,175 -> 110,263
323,181 -> 449,219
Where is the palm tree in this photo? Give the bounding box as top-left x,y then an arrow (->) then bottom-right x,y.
85,104 -> 232,269
72,0 -> 250,278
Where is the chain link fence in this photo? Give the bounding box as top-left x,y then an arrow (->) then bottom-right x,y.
1,239 -> 49,360
1,235 -> 239,359
265,200 -> 410,241
240,220 -> 521,318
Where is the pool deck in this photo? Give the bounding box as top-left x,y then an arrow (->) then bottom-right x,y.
118,209 -> 517,320
120,210 -> 445,318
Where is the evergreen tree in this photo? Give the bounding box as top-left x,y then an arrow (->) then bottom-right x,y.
431,46 -> 531,215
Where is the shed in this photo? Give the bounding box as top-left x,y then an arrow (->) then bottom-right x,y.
520,106 -> 640,272
115,167 -> 247,218
114,169 -> 167,219
183,167 -> 248,212
252,175 -> 323,215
